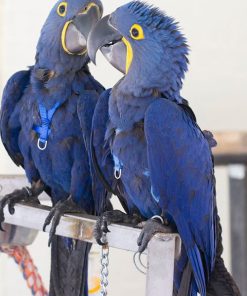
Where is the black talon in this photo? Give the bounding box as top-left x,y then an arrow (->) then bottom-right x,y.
43,196 -> 83,247
0,180 -> 44,231
94,217 -> 107,246
48,211 -> 63,246
43,202 -> 61,232
0,208 -> 6,232
102,216 -> 110,233
137,218 -> 174,253
8,202 -> 16,215
94,210 -> 142,246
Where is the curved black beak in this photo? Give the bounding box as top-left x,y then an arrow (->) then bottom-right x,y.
88,15 -> 127,73
74,3 -> 103,40
62,3 -> 103,55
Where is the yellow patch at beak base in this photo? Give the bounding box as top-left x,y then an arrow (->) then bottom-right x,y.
122,37 -> 133,74
61,21 -> 87,55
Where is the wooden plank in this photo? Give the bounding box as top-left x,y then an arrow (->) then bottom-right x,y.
213,132 -> 247,165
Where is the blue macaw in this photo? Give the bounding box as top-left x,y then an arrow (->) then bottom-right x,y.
0,1 -> 106,295
88,2 -> 240,295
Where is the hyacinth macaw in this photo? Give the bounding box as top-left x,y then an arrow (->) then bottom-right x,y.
88,1 -> 241,295
0,1 -> 106,295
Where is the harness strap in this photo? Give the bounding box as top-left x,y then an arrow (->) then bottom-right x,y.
33,102 -> 61,151
90,131 -> 120,197
90,131 -> 140,215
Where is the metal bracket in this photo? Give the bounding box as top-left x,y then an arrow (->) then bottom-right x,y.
0,175 -> 181,296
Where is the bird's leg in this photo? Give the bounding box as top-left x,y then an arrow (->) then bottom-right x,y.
94,210 -> 142,245
137,216 -> 174,253
0,180 -> 45,231
43,195 -> 84,246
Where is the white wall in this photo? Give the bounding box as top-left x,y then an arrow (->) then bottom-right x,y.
1,0 -> 247,295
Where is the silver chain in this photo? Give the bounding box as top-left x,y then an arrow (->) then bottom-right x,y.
100,244 -> 109,296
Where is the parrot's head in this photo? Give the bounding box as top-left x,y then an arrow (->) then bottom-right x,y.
88,1 -> 189,99
36,0 -> 103,74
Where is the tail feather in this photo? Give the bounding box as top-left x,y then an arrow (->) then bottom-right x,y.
49,236 -> 92,296
206,216 -> 241,296
175,215 -> 241,296
177,261 -> 192,296
206,257 -> 241,296
187,246 -> 206,296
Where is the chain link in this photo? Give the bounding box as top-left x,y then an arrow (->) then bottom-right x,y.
100,244 -> 109,296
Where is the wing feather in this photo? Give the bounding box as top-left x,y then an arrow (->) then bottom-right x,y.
145,99 -> 216,296
0,70 -> 31,166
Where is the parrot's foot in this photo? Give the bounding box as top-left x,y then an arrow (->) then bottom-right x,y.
0,180 -> 44,231
94,210 -> 142,245
43,196 -> 83,246
137,216 -> 173,253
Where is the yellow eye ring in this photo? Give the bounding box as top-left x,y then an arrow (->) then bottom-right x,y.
57,2 -> 68,17
130,24 -> 144,40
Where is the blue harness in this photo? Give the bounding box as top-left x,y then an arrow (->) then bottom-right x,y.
33,102 -> 61,150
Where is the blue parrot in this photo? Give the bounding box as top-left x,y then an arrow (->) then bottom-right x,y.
87,2 -> 241,295
0,1 -> 106,295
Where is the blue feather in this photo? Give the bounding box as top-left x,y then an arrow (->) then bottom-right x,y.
1,1 -> 105,295
91,2 -> 217,294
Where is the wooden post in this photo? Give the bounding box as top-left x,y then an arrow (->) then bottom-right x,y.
229,165 -> 247,296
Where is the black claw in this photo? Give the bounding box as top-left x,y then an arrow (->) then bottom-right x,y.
0,215 -> 6,232
43,214 -> 53,232
0,186 -> 41,227
43,197 -> 83,247
138,233 -> 149,253
137,218 -> 173,253
94,218 -> 108,246
49,212 -> 62,243
94,210 -> 142,246
8,203 -> 15,215
43,205 -> 58,232
48,234 -> 53,247
43,219 -> 51,232
137,231 -> 144,247
0,199 -> 8,231
43,221 -> 49,232
102,217 -> 110,233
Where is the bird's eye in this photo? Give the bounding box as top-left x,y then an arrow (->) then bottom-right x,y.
131,28 -> 139,38
57,2 -> 68,17
130,24 -> 144,40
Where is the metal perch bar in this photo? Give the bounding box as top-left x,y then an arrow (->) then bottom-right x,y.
0,175 -> 181,296
3,202 -> 180,254
2,203 -> 181,296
